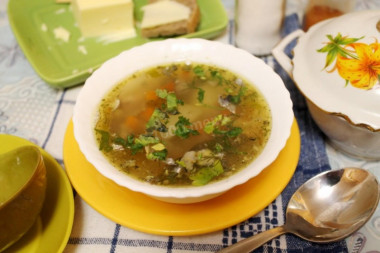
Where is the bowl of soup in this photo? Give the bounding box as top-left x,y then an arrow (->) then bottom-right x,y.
73,38 -> 293,204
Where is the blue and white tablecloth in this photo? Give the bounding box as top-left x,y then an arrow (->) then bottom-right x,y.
1,0 -> 379,252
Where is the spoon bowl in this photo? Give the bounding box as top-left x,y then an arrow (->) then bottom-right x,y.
219,167 -> 380,252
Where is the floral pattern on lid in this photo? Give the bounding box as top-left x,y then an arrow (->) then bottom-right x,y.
318,33 -> 380,90
292,10 -> 380,130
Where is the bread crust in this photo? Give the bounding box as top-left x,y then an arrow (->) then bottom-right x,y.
141,0 -> 200,38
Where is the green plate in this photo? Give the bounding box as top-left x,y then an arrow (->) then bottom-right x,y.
7,0 -> 228,89
0,134 -> 74,253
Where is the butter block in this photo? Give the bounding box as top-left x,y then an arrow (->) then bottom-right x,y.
141,0 -> 190,29
72,0 -> 136,38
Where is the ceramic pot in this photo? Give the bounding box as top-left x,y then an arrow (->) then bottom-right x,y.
273,10 -> 380,160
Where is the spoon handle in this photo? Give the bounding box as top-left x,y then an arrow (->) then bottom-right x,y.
217,225 -> 287,253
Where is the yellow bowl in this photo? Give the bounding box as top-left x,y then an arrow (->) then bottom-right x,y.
0,146 -> 47,252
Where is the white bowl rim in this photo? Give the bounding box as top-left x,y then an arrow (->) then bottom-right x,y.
73,38 -> 294,200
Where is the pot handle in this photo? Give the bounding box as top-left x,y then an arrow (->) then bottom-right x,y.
272,29 -> 305,78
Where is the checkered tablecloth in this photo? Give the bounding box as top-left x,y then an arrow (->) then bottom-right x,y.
1,0 -> 379,252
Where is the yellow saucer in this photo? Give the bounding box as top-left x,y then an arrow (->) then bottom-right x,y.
0,134 -> 74,253
64,119 -> 300,236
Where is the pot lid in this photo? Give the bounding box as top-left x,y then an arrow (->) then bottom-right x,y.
293,10 -> 380,130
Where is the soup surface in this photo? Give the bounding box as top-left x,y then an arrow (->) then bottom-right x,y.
95,63 -> 271,186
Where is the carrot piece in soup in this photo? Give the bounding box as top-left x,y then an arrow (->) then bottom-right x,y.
145,90 -> 158,101
125,115 -> 142,132
162,82 -> 175,92
221,109 -> 232,116
139,106 -> 155,121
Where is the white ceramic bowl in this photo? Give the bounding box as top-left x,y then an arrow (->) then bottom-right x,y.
73,38 -> 293,204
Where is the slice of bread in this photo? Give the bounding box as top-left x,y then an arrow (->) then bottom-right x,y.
141,0 -> 200,38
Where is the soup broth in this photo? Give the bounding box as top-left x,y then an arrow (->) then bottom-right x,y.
95,63 -> 271,186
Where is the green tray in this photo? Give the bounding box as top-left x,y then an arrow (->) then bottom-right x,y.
8,0 -> 228,89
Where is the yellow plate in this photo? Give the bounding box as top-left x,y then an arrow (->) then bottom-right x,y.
0,134 -> 74,253
64,119 -> 300,236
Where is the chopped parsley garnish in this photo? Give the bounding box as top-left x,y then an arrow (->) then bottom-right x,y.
166,93 -> 179,113
147,149 -> 167,161
204,115 -> 229,134
114,135 -> 143,154
135,135 -> 160,146
155,89 -> 182,114
197,88 -> 205,103
110,133 -> 168,160
211,70 -> 223,85
226,85 -> 247,105
214,143 -> 223,153
146,108 -> 168,132
174,116 -> 199,139
156,89 -> 168,99
190,160 -> 224,186
204,114 -> 242,138
214,127 -> 242,137
95,131 -> 145,154
193,65 -> 206,79
95,129 -> 113,152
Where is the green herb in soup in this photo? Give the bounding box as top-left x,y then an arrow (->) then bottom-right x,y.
95,63 -> 271,186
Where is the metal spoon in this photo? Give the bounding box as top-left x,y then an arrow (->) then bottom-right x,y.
218,167 -> 380,253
